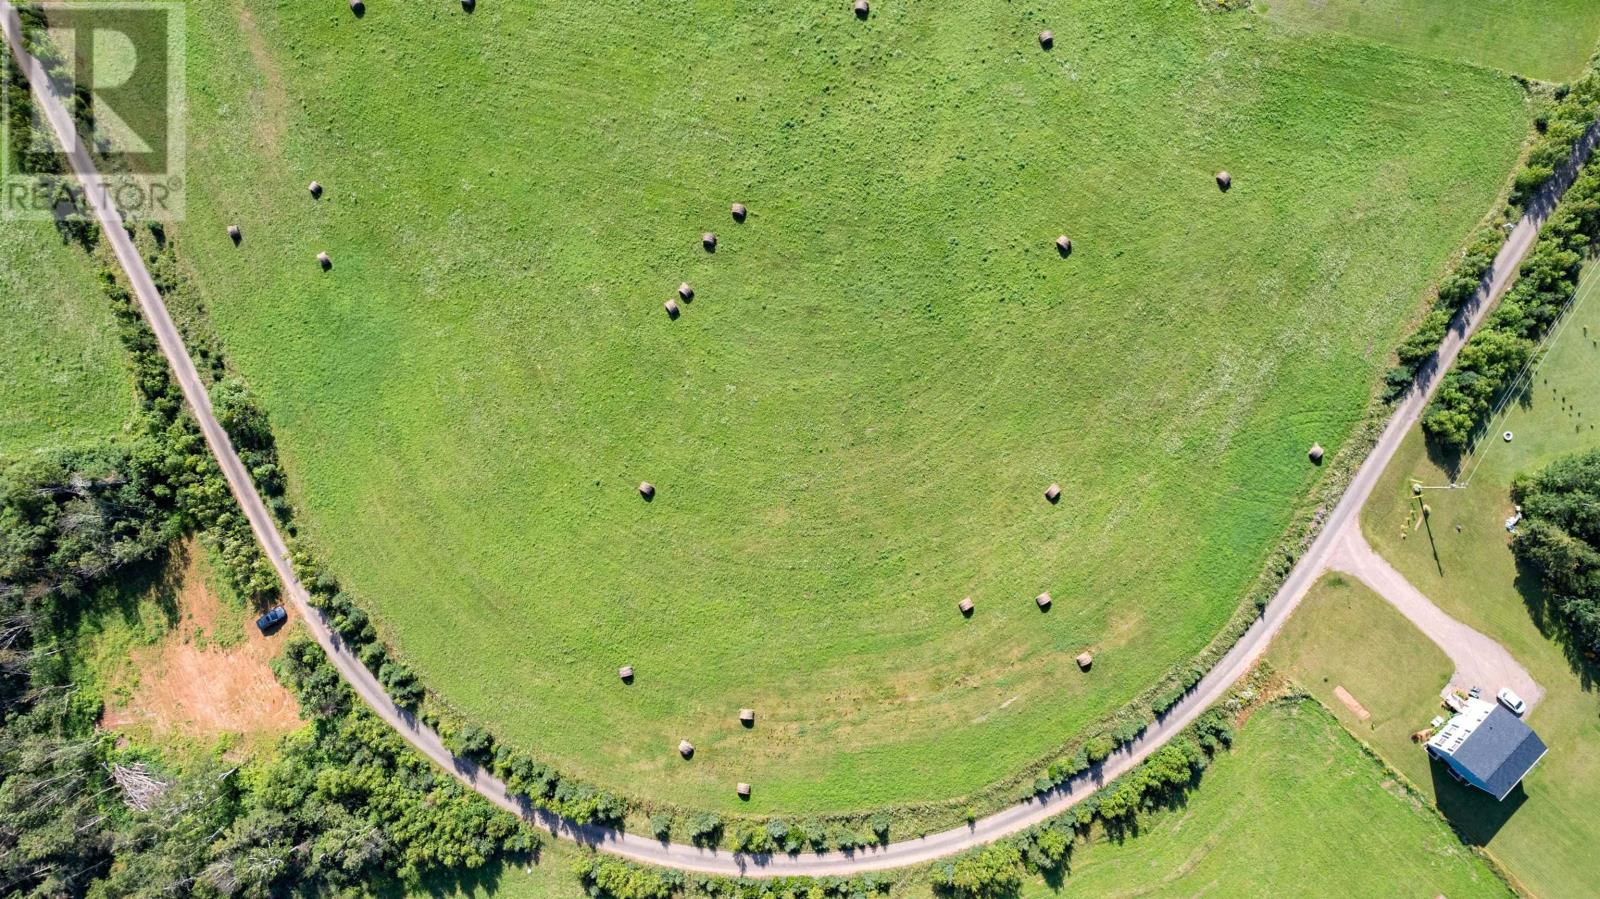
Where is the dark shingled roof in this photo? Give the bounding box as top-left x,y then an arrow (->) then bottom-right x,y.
1454,706 -> 1547,800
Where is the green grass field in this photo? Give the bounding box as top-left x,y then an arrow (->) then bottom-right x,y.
1262,0 -> 1600,82
1354,266 -> 1600,897
1014,700 -> 1510,899
167,0 -> 1534,814
0,219 -> 131,459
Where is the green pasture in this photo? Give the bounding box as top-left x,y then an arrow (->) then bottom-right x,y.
1262,0 -> 1600,82
1357,265 -> 1600,897
169,0 -> 1532,814
0,219 -> 131,460
1015,700 -> 1510,899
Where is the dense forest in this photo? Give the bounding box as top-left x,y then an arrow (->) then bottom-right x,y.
1512,449 -> 1600,662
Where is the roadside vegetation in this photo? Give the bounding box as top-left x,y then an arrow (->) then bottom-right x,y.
170,0 -> 1533,822
1425,115 -> 1600,450
1359,262 -> 1600,897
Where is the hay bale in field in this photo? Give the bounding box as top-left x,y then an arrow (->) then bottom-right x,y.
679,740 -> 694,758
740,708 -> 755,727
959,597 -> 974,616
1308,443 -> 1324,464
1038,30 -> 1053,49
854,0 -> 869,18
349,0 -> 364,16
227,224 -> 241,244
737,782 -> 751,799
731,202 -> 748,222
317,251 -> 331,271
678,282 -> 694,301
638,481 -> 656,500
1216,171 -> 1232,192
1036,592 -> 1052,610
664,298 -> 680,319
308,180 -> 322,199
1076,652 -> 1093,671
1056,235 -> 1072,257
1045,483 -> 1061,504
702,232 -> 718,252
619,665 -> 634,682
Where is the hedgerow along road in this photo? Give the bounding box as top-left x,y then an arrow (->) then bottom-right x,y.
5,2 -> 1590,876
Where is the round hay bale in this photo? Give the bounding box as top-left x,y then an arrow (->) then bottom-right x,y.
618,665 -> 634,682
1216,171 -> 1232,192
731,202 -> 748,222
739,708 -> 755,726
1045,483 -> 1062,504
308,181 -> 322,199
349,0 -> 364,15
1503,431 -> 1515,442
702,232 -> 718,252
227,224 -> 241,244
678,282 -> 694,301
1036,592 -> 1052,610
1076,652 -> 1093,671
958,597 -> 974,616
1056,235 -> 1072,257
1038,30 -> 1054,49
854,0 -> 869,18
736,782 -> 752,799
317,251 -> 332,271
1308,443 -> 1324,464
638,481 -> 656,500
679,740 -> 694,759
664,298 -> 680,319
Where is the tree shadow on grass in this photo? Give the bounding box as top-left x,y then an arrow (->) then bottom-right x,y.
68,547 -> 179,636
374,849 -> 541,899
1429,758 -> 1527,846
1510,555 -> 1598,693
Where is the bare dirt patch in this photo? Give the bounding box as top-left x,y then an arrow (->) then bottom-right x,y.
1333,685 -> 1372,722
99,543 -> 302,747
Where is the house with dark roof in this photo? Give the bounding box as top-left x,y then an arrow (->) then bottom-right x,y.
1426,698 -> 1547,801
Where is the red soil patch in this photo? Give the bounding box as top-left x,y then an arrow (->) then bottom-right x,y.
100,544 -> 302,746
1333,685 -> 1373,722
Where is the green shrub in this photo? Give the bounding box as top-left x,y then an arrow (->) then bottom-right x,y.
930,843 -> 1024,898
573,854 -> 682,899
687,812 -> 724,848
650,811 -> 675,841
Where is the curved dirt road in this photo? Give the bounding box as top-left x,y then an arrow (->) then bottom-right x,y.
5,4 -> 1588,876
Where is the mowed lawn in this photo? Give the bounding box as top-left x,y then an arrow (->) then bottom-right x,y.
1013,701 -> 1510,899
1357,267 -> 1600,897
0,219 -> 131,459
172,0 -> 1531,813
1263,0 -> 1600,82
1270,572 -> 1455,749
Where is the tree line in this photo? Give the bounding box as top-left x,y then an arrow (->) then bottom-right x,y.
1511,449 -> 1600,664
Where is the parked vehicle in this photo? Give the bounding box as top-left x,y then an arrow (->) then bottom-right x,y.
1497,687 -> 1526,716
256,604 -> 288,634
1468,685 -> 1482,699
